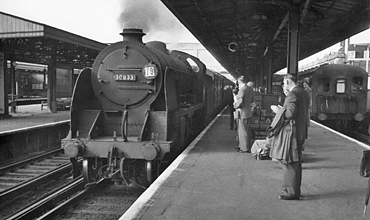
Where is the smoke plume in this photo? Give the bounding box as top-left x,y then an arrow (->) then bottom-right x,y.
118,0 -> 197,43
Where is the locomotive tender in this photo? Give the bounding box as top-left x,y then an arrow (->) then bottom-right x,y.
62,29 -> 232,185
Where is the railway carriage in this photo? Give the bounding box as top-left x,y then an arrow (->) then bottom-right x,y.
278,64 -> 368,134
312,65 -> 367,134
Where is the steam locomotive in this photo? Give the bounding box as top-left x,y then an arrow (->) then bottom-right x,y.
300,64 -> 368,134
62,29 -> 233,186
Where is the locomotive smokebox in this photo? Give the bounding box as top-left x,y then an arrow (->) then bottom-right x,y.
120,28 -> 146,43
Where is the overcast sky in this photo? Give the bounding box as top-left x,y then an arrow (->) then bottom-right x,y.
1,0 -> 369,70
0,0 -> 198,44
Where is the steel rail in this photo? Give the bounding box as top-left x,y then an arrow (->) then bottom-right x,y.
0,148 -> 64,175
37,177 -> 108,220
5,177 -> 85,220
0,159 -> 82,203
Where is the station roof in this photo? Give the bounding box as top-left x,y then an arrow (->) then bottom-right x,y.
0,11 -> 107,69
161,0 -> 370,79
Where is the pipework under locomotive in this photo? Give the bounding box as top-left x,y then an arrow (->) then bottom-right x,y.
62,29 -> 210,186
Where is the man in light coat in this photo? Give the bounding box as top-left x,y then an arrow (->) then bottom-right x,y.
234,76 -> 254,153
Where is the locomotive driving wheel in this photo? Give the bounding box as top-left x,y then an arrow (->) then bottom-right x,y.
82,158 -> 100,183
145,160 -> 158,184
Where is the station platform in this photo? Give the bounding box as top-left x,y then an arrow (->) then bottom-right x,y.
0,104 -> 70,133
122,109 -> 370,220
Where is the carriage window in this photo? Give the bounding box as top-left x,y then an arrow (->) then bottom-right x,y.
336,79 -> 346,94
186,58 -> 200,73
317,78 -> 330,93
353,77 -> 363,86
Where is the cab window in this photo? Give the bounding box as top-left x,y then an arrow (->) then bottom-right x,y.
353,77 -> 363,86
317,78 -> 330,93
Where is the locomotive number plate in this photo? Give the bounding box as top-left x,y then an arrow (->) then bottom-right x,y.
113,74 -> 137,81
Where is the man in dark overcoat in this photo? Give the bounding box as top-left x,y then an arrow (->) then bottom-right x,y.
271,74 -> 310,200
228,85 -> 236,130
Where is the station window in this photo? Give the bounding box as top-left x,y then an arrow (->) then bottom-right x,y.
336,79 -> 346,94
32,84 -> 44,90
317,78 -> 330,93
355,51 -> 364,59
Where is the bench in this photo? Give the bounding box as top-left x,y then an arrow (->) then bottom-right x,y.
41,101 -> 48,111
41,98 -> 71,111
57,98 -> 71,110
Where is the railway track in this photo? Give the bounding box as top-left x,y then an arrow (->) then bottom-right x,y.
53,182 -> 144,220
0,149 -> 82,219
1,150 -> 145,220
0,149 -> 73,202
5,176 -> 85,220
6,175 -> 145,220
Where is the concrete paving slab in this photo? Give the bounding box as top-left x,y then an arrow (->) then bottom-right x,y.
122,112 -> 370,220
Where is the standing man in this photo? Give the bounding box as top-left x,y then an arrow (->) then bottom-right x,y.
228,85 -> 235,130
271,74 -> 310,200
247,81 -> 254,91
303,78 -> 312,126
234,76 -> 254,153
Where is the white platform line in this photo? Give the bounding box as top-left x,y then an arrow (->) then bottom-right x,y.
0,120 -> 70,135
311,120 -> 370,150
121,113 -> 369,220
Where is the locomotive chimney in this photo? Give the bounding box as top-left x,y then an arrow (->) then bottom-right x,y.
120,28 -> 146,43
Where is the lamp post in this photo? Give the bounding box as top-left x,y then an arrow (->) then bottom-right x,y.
10,61 -> 17,113
366,44 -> 369,73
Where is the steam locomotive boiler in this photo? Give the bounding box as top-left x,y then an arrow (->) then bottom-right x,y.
62,29 -> 231,186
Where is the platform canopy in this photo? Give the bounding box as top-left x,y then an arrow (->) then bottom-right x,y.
161,0 -> 370,79
0,11 -> 107,69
